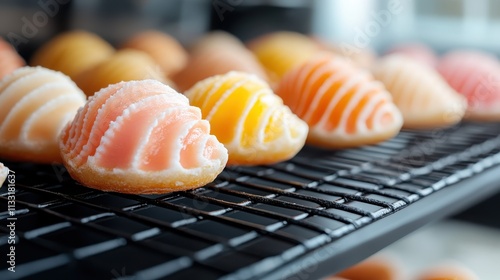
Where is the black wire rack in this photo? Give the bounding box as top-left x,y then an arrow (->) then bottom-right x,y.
2,122 -> 500,280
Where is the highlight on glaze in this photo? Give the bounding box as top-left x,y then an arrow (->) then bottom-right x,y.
0,38 -> 25,80
59,80 -> 228,194
0,66 -> 86,163
185,71 -> 308,165
275,54 -> 403,148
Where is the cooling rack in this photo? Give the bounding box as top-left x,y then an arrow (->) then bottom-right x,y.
2,122 -> 500,280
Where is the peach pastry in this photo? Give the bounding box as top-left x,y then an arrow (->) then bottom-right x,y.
0,162 -> 8,186
185,71 -> 308,165
0,38 -> 25,80
437,50 -> 500,120
74,49 -> 167,96
373,54 -> 466,129
276,55 -> 402,148
0,67 -> 86,163
385,43 -> 438,68
173,32 -> 267,92
121,30 -> 188,77
247,31 -> 321,86
59,80 -> 228,194
31,30 -> 114,80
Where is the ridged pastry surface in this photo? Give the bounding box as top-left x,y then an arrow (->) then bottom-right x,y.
75,49 -> 167,96
185,71 -> 308,165
121,30 -> 188,77
173,32 -> 267,92
437,51 -> 500,120
276,55 -> 402,148
59,80 -> 228,194
0,66 -> 86,163
30,30 -> 114,80
373,54 -> 466,129
0,38 -> 25,80
0,162 -> 8,186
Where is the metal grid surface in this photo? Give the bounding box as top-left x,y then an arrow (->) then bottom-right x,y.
2,122 -> 500,280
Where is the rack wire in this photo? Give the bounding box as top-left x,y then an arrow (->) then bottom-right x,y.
2,122 -> 500,280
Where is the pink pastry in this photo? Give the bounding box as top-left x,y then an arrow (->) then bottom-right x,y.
59,80 -> 228,194
437,50 -> 500,120
0,38 -> 25,80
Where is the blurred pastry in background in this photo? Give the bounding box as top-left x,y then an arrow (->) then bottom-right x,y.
0,38 -> 25,80
333,256 -> 401,280
313,37 -> 377,69
173,31 -> 267,92
373,54 -> 466,129
0,67 -> 86,163
248,31 -> 321,86
30,30 -> 115,80
437,50 -> 500,121
74,49 -> 168,96
385,43 -> 438,68
276,54 -> 402,148
185,71 -> 308,165
121,30 -> 188,78
59,80 -> 228,194
416,261 -> 479,280
0,162 -> 8,186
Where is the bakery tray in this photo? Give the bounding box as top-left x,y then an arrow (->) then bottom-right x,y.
2,122 -> 500,280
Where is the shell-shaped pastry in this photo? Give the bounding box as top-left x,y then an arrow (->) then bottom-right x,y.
121,30 -> 188,77
385,43 -> 438,68
248,32 -> 321,86
0,66 -> 86,163
31,31 -> 114,80
74,49 -> 167,96
275,55 -> 403,148
173,32 -> 267,92
185,71 -> 308,165
437,50 -> 500,120
59,80 -> 228,194
0,38 -> 25,80
0,162 -> 8,186
373,54 -> 466,128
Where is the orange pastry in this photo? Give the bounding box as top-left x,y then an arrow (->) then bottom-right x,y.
248,31 -> 321,86
30,30 -> 114,80
173,32 -> 267,92
185,71 -> 308,165
335,257 -> 400,280
275,54 -> 402,148
0,38 -> 25,80
59,80 -> 228,194
417,262 -> 479,280
372,54 -> 466,129
0,162 -> 8,186
0,67 -> 86,163
121,30 -> 188,77
74,49 -> 167,96
437,50 -> 500,121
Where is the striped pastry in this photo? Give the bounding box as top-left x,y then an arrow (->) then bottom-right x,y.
59,80 -> 228,194
31,30 -> 114,80
373,54 -> 466,128
185,71 -> 308,165
0,66 -> 86,163
276,54 -> 403,148
437,50 -> 500,121
0,38 -> 25,80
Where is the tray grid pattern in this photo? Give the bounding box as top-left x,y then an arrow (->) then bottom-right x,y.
2,122 -> 500,279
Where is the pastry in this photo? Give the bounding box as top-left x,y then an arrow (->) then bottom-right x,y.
30,30 -> 114,80
417,262 -> 479,280
173,32 -> 267,92
59,80 -> 228,194
185,71 -> 308,165
0,67 -> 86,163
74,49 -> 167,96
275,54 -> 402,148
0,38 -> 25,80
0,162 -> 8,186
335,257 -> 400,280
121,30 -> 188,77
385,43 -> 438,67
247,31 -> 321,86
437,50 -> 500,120
373,54 -> 466,128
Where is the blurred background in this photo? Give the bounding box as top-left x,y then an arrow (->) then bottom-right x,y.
1,0 -> 499,278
